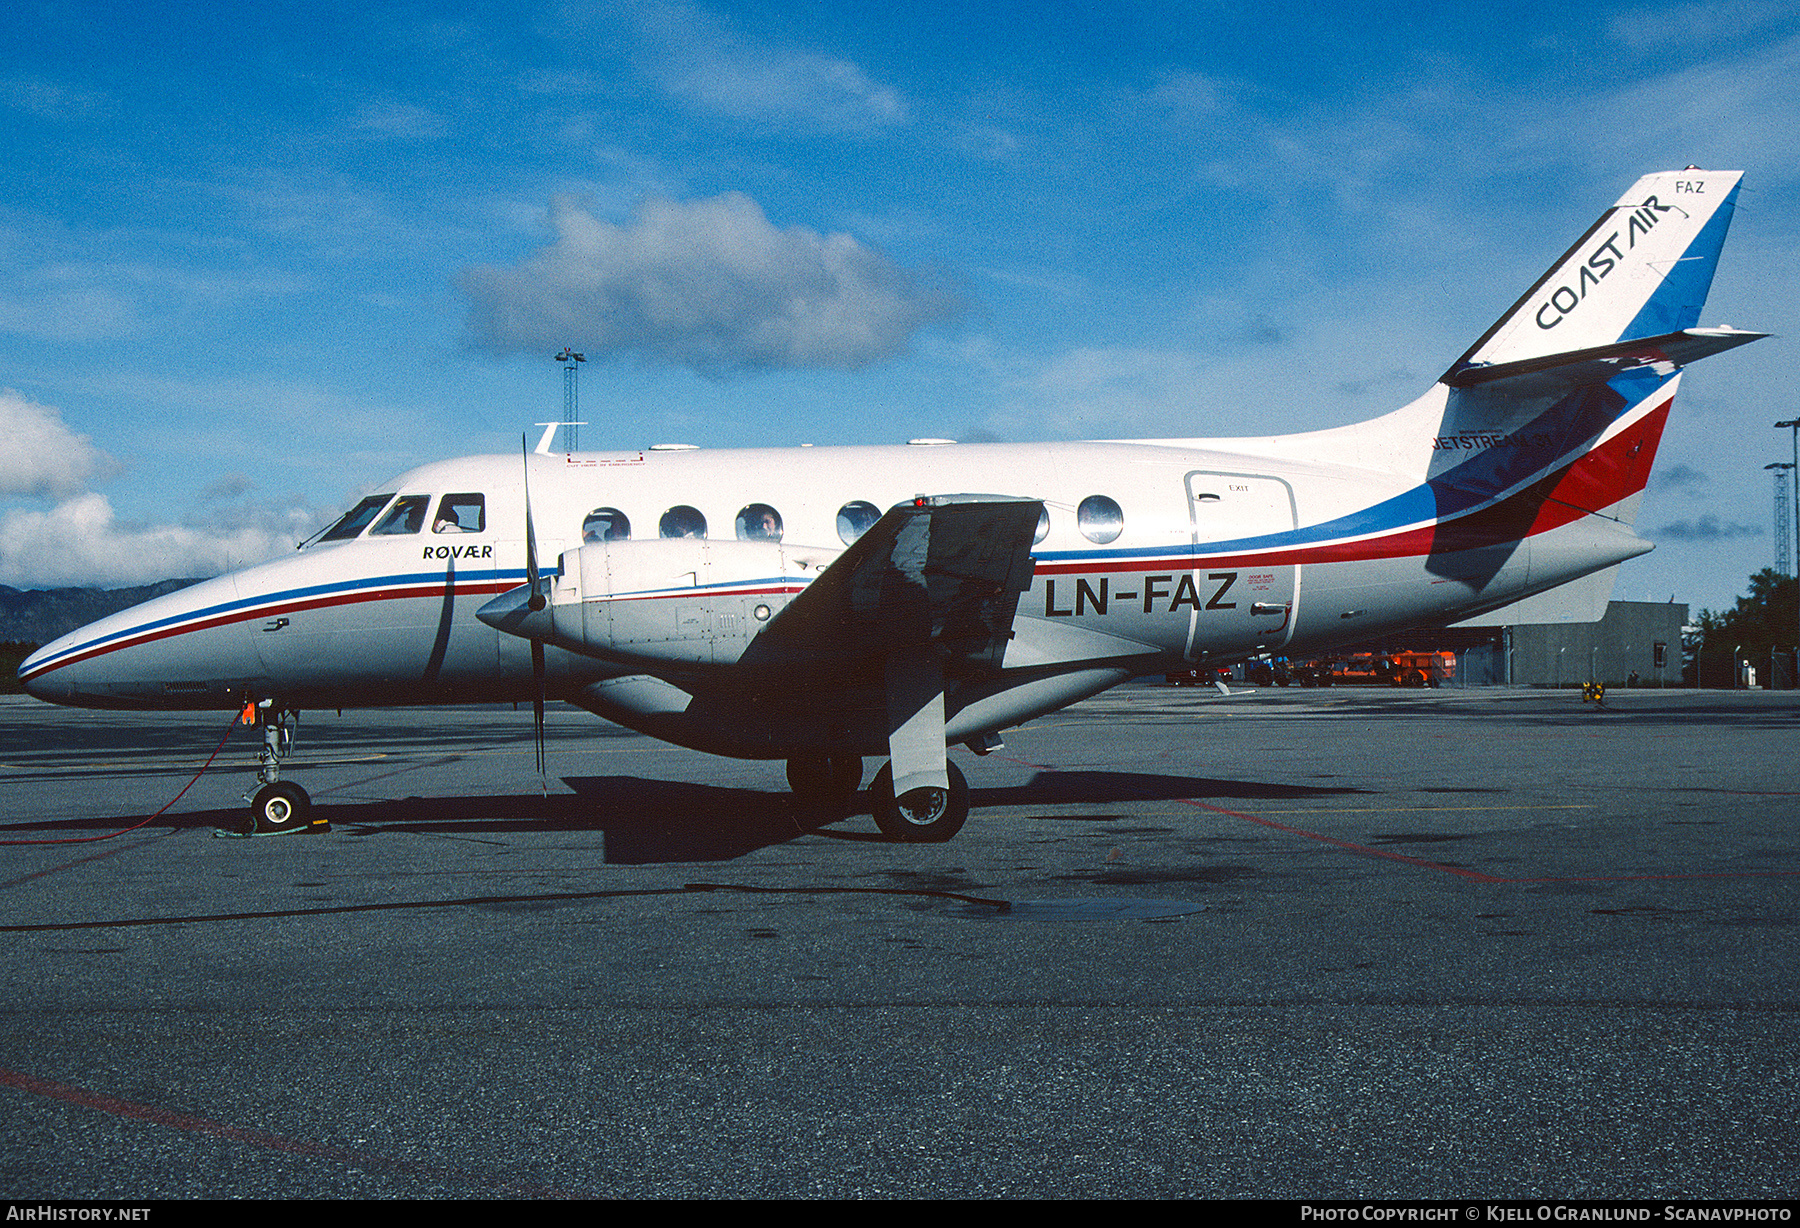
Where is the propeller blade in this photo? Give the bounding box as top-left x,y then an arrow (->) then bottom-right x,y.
522,434 -> 548,788
531,639 -> 546,779
521,435 -> 545,611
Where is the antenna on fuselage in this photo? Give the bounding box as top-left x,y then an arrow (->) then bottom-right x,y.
532,421 -> 587,455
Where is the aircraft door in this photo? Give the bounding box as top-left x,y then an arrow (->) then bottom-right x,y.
1183,471 -> 1300,659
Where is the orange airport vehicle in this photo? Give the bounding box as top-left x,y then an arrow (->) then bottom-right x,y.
1294,650 -> 1456,687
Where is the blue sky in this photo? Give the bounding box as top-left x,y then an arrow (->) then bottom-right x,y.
0,0 -> 1794,615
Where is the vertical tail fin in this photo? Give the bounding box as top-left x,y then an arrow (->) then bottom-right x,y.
1221,168 -> 1760,539
1448,169 -> 1743,376
1408,169 -> 1759,527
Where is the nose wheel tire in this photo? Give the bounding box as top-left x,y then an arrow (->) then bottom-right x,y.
869,760 -> 969,843
249,782 -> 312,834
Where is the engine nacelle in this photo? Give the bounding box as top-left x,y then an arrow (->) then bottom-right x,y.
537,537 -> 840,667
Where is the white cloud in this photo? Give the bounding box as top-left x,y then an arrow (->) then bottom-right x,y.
0,390 -> 113,499
0,492 -> 305,587
349,100 -> 445,140
459,193 -> 964,374
0,253 -> 307,344
628,0 -> 906,132
0,75 -> 109,123
1607,0 -> 1798,51
0,393 -> 318,588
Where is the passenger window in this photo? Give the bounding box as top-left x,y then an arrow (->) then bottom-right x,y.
836,501 -> 880,544
735,503 -> 783,543
582,507 -> 631,542
1034,507 -> 1050,544
370,494 -> 431,536
659,506 -> 707,539
1077,495 -> 1123,544
318,494 -> 395,542
433,493 -> 485,534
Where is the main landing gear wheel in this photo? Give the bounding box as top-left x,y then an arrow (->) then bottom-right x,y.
785,756 -> 863,813
869,760 -> 969,843
249,781 -> 312,834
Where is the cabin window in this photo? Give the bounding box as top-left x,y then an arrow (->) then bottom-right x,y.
836,501 -> 880,544
659,505 -> 707,539
582,507 -> 631,542
1034,507 -> 1050,544
318,494 -> 395,542
433,493 -> 485,533
1077,495 -> 1123,544
736,503 -> 783,543
370,494 -> 431,536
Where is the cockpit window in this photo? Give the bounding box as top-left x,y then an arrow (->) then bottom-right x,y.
583,507 -> 630,542
370,494 -> 431,536
318,494 -> 395,542
433,493 -> 485,534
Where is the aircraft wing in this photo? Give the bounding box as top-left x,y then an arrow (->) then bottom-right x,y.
742,495 -> 1042,676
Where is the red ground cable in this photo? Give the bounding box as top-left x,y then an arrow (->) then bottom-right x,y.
2,709 -> 240,845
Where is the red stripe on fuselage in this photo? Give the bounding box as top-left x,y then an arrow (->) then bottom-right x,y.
21,579 -> 519,682
1034,396 -> 1671,578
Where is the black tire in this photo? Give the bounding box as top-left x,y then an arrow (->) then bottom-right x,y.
786,755 -> 863,811
249,781 -> 311,833
870,760 -> 969,843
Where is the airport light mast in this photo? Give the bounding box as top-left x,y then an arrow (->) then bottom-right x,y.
1774,418 -> 1800,688
557,348 -> 585,451
1767,463 -> 1794,578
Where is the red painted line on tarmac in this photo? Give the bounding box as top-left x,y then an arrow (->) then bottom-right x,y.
0,1066 -> 582,1197
0,835 -> 171,890
1178,799 -> 1507,882
999,756 -> 1800,884
1177,799 -> 1800,884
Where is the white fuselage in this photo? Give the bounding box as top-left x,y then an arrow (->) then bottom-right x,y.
19,420 -> 1654,759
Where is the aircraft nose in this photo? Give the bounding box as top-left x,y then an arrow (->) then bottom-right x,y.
17,644 -> 71,702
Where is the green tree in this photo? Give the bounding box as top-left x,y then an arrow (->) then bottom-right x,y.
1695,568 -> 1799,682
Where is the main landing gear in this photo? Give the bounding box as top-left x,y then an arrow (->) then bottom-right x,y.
781,753 -> 971,842
785,755 -> 864,810
242,702 -> 320,834
869,759 -> 968,843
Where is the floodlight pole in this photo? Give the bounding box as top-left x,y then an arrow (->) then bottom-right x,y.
1767,463 -> 1794,577
1776,420 -> 1800,688
557,348 -> 586,452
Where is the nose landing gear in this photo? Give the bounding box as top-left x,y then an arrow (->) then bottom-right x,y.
241,702 -> 323,834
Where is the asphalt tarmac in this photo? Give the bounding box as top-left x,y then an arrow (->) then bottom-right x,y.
1,683 -> 1796,1199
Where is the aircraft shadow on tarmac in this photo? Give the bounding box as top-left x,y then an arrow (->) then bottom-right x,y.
13,770 -> 1367,864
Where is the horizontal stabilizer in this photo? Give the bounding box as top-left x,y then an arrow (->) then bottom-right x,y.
1444,326 -> 1767,395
